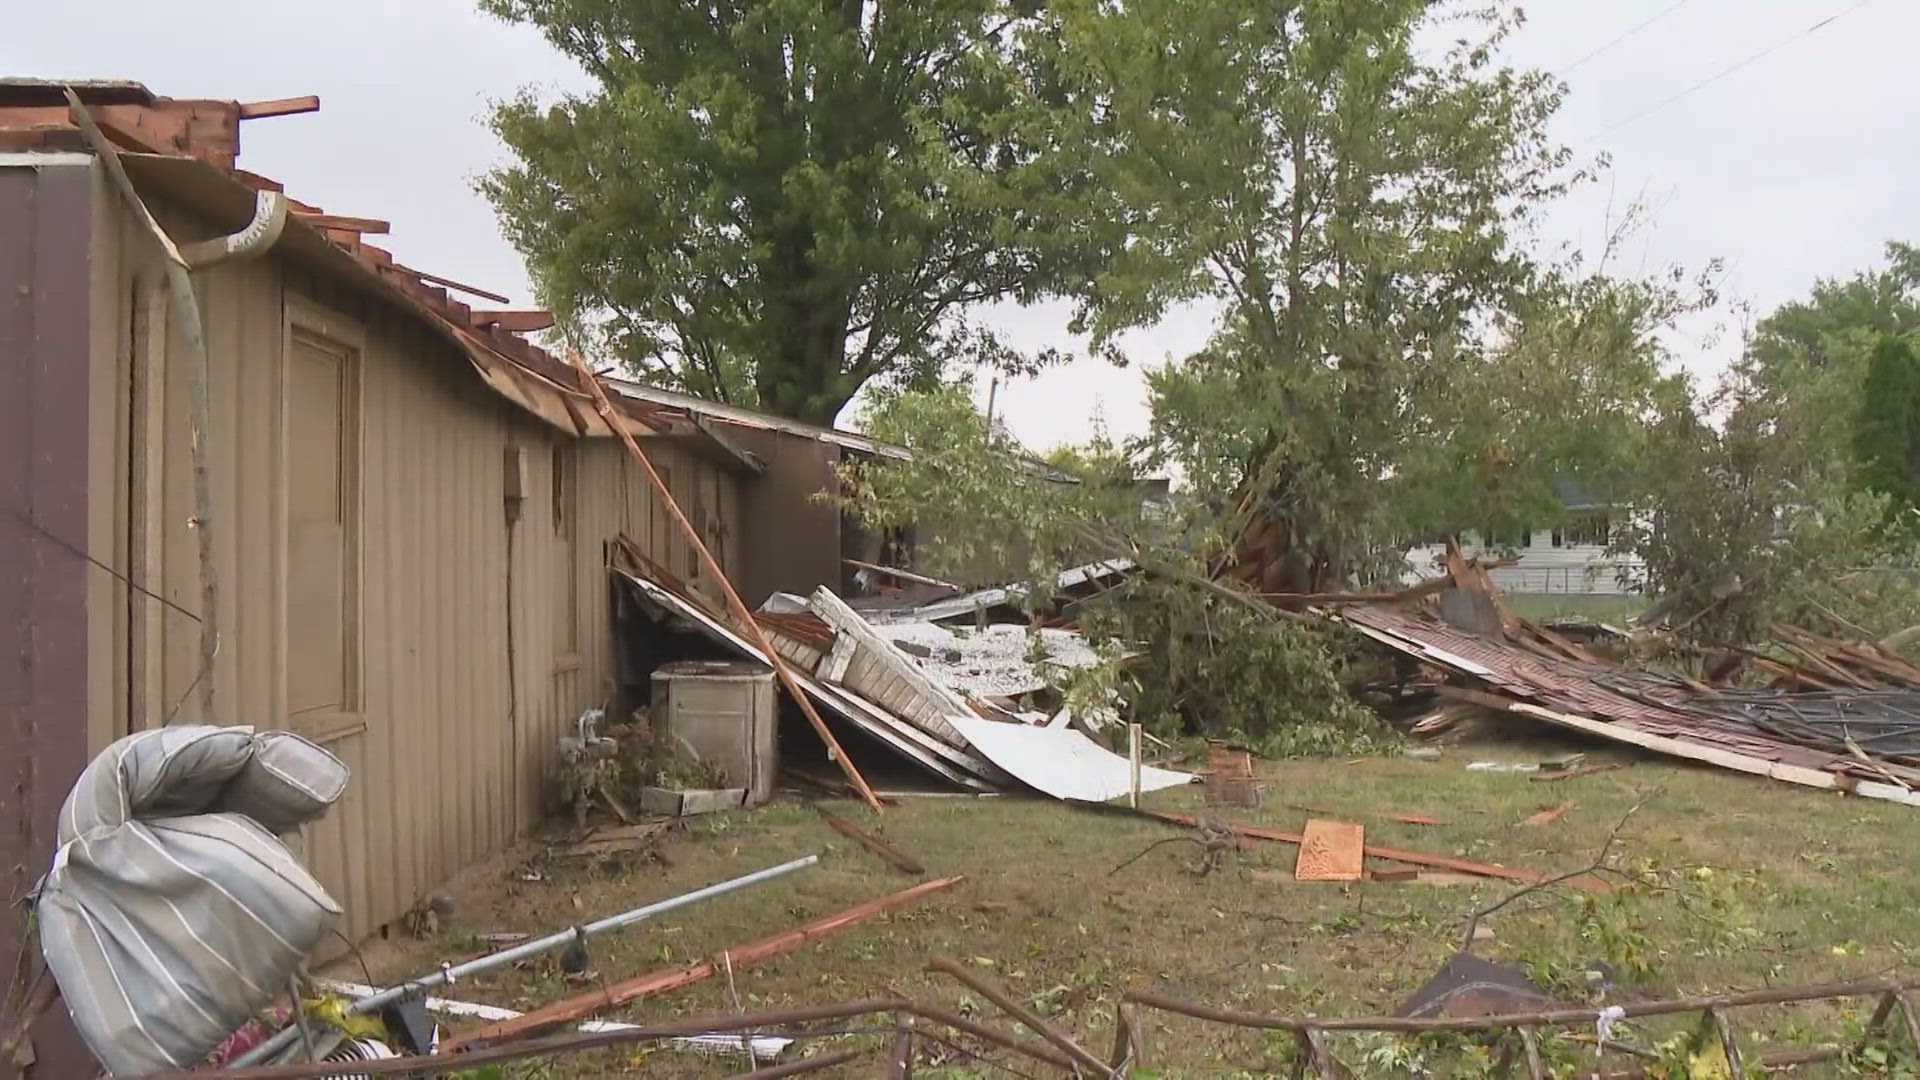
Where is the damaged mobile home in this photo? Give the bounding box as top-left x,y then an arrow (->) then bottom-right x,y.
0,79 -> 1174,1074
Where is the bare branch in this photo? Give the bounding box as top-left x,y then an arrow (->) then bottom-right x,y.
1458,790 -> 1659,954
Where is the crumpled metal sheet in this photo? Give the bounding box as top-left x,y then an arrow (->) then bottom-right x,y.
947,717 -> 1194,802
1339,604 -> 1920,784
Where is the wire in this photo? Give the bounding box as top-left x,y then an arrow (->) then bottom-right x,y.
4,504 -> 202,623
1561,0 -> 1693,75
1599,0 -> 1874,136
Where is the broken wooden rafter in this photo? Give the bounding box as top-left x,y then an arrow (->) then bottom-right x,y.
237,95 -> 320,119
443,876 -> 964,1048
394,263 -> 511,304
1519,800 -> 1576,827
815,806 -> 926,875
469,309 -> 555,333
292,211 -> 390,234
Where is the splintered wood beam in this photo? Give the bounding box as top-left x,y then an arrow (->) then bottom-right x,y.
815,806 -> 925,875
292,212 -> 390,234
238,95 -> 320,119
470,309 -> 555,333
399,264 -> 511,304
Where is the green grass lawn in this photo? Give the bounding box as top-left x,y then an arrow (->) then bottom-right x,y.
343,733 -> 1920,1077
1502,592 -> 1646,624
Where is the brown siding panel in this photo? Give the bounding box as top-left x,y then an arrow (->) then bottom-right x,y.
68,181 -> 753,953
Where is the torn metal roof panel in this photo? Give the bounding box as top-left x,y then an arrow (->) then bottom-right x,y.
1337,603 -> 1920,803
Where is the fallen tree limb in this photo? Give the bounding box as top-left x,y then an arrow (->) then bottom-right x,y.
1460,796 -> 1649,952
444,876 -> 964,1049
929,955 -> 1112,1076
902,1002 -> 1078,1072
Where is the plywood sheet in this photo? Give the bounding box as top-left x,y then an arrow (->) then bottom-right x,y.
1295,819 -> 1365,881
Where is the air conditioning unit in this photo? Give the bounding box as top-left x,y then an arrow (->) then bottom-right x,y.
651,660 -> 777,806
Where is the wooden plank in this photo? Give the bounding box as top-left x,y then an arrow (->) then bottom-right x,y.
394,263 -> 511,304
1531,762 -> 1628,783
469,309 -> 555,333
816,806 -> 925,875
443,876 -> 965,1048
292,211 -> 391,234
237,95 -> 320,119
1519,799 -> 1576,827
1295,819 -> 1364,881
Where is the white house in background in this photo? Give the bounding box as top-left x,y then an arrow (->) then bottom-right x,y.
1406,478 -> 1645,595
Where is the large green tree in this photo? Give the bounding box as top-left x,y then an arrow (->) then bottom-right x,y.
1022,0 -> 1694,586
1854,333 -> 1920,522
1742,242 -> 1920,456
481,0 -> 1099,423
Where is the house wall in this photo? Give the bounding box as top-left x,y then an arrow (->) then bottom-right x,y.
0,154 -> 100,1077
82,169 -> 747,946
728,427 -> 845,606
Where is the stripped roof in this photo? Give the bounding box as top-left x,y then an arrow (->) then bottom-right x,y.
0,79 -> 768,471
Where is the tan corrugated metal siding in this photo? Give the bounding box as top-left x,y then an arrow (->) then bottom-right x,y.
91,184 -> 746,944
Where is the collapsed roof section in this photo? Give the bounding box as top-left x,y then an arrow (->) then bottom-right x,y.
610,543 -> 1190,801
1337,600 -> 1920,808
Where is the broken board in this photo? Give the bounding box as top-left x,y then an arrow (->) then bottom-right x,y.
1295,819 -> 1365,881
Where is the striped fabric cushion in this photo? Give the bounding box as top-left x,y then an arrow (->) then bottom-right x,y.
37,727 -> 347,1076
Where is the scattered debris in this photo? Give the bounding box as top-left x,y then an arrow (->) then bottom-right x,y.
443,876 -> 965,1049
1339,603 -> 1920,807
1136,810 -> 1606,890
558,821 -> 678,862
312,980 -> 794,1060
640,786 -> 750,817
1519,799 -> 1577,827
1532,761 -> 1630,783
227,856 -> 820,1067
1109,817 -> 1237,878
1203,743 -> 1264,807
948,716 -> 1194,802
815,806 -> 927,876
1295,819 -> 1366,881
1124,974 -> 1920,1078
1395,953 -> 1557,1020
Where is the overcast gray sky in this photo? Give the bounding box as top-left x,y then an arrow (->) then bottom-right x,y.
10,0 -> 1915,450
